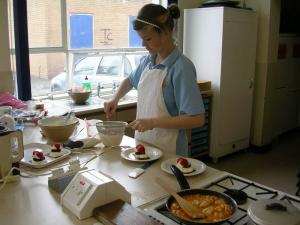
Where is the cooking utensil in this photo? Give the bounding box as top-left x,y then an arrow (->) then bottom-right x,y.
247,199 -> 300,225
155,177 -> 206,219
164,165 -> 237,224
128,160 -> 158,179
64,111 -> 74,122
224,188 -> 248,205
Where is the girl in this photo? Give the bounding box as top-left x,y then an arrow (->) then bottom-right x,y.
104,3 -> 205,156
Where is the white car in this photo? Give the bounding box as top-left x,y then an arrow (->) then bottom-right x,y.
50,53 -> 146,92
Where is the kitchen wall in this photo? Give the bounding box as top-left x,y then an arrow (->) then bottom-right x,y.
0,0 -> 14,93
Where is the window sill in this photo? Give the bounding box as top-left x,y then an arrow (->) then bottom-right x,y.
31,90 -> 137,117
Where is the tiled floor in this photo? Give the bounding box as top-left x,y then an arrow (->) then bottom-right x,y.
205,129 -> 300,196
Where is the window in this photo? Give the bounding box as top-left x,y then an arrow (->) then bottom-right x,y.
98,56 -> 122,75
70,14 -> 94,49
75,57 -> 100,75
8,0 -> 159,98
129,16 -> 143,47
124,57 -> 132,76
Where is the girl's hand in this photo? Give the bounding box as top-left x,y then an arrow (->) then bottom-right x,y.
103,98 -> 118,119
128,118 -> 155,132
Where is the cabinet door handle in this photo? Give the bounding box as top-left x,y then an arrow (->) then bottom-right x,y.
249,78 -> 254,89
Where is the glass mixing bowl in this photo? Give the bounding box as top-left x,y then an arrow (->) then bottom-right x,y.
96,121 -> 128,146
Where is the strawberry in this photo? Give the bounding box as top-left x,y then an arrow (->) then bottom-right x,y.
53,143 -> 61,150
135,144 -> 145,155
52,143 -> 61,152
177,157 -> 190,168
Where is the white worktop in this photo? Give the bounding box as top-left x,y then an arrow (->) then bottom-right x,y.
0,120 -> 226,225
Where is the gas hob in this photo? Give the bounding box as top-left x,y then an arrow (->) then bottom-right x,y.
140,174 -> 300,225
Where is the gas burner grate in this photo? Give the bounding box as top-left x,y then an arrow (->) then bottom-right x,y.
205,175 -> 279,200
280,194 -> 300,209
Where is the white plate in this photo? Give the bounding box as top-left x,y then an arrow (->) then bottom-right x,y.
161,157 -> 207,176
20,143 -> 71,168
121,146 -> 162,162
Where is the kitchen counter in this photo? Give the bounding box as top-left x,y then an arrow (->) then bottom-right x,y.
0,121 -> 226,225
35,92 -> 137,117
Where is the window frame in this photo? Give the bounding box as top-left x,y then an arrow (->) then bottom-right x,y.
10,0 -> 164,99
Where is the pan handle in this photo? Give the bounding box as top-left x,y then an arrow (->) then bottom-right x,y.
171,165 -> 190,190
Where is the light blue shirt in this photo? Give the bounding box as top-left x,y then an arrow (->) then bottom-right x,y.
128,47 -> 205,156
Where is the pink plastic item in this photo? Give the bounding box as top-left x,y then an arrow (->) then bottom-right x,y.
0,92 -> 27,109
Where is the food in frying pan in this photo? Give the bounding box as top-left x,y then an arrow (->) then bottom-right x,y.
170,194 -> 234,222
176,157 -> 194,173
134,144 -> 149,160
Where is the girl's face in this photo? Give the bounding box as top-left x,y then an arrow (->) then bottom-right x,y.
137,28 -> 170,55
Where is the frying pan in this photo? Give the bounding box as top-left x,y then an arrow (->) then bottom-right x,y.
165,165 -> 237,225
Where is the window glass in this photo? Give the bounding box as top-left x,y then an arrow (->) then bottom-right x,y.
30,53 -> 66,96
98,56 -> 122,75
74,57 -> 101,75
124,57 -> 132,76
70,14 -> 94,49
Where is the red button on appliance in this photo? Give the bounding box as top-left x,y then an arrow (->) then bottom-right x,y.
79,180 -> 85,185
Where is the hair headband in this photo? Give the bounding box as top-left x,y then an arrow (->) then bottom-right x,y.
135,17 -> 161,29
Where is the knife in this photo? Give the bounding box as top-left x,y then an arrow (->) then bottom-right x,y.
128,160 -> 158,179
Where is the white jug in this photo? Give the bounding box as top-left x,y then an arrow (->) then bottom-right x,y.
0,125 -> 24,179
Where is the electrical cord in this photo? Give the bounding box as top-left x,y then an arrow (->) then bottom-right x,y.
79,145 -> 121,168
0,167 -> 20,192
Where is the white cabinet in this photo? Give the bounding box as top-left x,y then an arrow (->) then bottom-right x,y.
183,7 -> 257,161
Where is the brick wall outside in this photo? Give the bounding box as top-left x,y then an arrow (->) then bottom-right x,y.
28,0 -> 152,79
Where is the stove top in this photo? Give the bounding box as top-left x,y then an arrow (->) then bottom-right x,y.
140,174 -> 300,225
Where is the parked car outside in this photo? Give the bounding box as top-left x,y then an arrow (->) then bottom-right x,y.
50,52 -> 147,92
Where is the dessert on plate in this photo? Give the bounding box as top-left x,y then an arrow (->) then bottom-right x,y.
49,143 -> 64,158
32,149 -> 45,163
176,157 -> 194,174
134,144 -> 149,160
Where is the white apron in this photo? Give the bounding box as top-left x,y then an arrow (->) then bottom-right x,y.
135,66 -> 178,153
